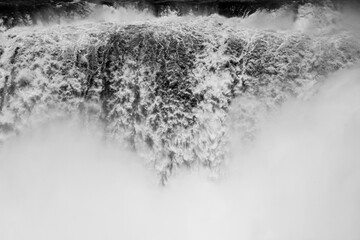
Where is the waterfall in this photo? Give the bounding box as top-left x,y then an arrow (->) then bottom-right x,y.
0,3 -> 360,239
1,4 -> 359,180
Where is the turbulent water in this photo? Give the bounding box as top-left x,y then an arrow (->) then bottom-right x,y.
0,4 -> 360,240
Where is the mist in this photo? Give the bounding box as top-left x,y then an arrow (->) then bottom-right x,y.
225,66 -> 360,240
1,63 -> 360,240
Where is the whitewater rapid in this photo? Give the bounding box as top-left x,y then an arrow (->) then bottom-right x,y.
0,3 -> 360,240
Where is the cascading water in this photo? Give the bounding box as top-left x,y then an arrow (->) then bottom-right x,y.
0,3 -> 360,240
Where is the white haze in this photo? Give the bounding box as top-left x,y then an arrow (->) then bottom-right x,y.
1,67 -> 360,240
1,4 -> 360,240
